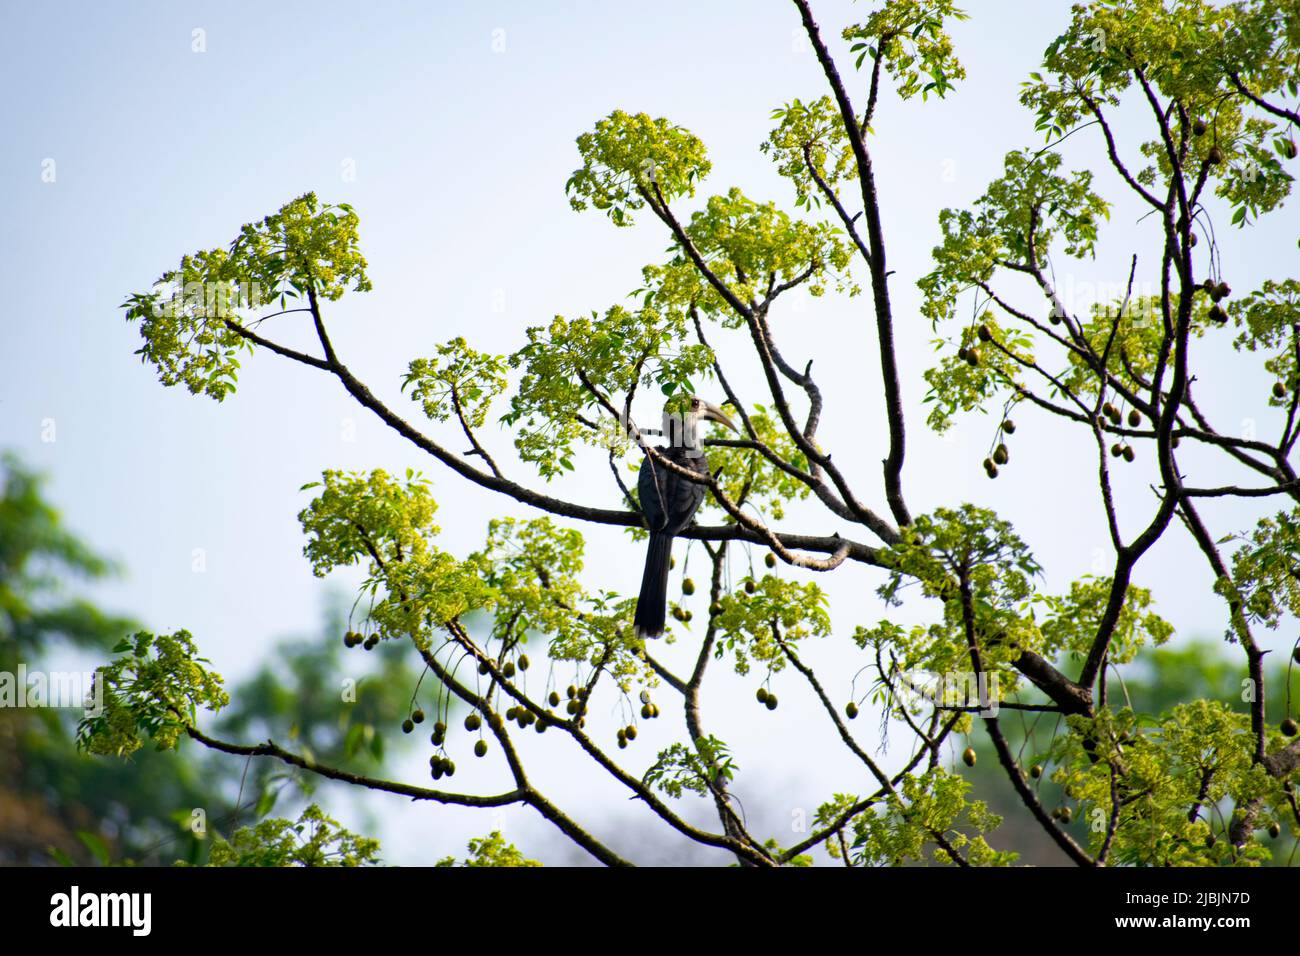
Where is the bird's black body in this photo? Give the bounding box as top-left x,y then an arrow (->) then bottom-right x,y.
632,445 -> 710,639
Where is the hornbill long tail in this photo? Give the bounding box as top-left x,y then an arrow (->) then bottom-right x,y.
632,397 -> 736,640
633,531 -> 675,640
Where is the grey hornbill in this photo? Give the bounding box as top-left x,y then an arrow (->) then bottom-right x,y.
633,395 -> 738,639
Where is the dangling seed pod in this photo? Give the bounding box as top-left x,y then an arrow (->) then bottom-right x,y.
744,580 -> 756,595
1127,409 -> 1141,427
1122,445 -> 1136,463
682,578 -> 695,596
1030,764 -> 1043,779
993,444 -> 1009,466
1273,382 -> 1287,399
625,725 -> 637,741
1002,419 -> 1016,434
845,701 -> 859,720
756,687 -> 770,705
412,709 -> 425,724
567,685 -> 578,700
1111,443 -> 1123,458
518,654 -> 530,671
764,694 -> 778,711
1192,117 -> 1208,136
765,552 -> 777,568
548,691 -> 561,707
502,661 -> 516,679
962,747 -> 977,767
977,324 -> 992,342
1282,717 -> 1299,737
464,713 -> 482,731
1207,145 -> 1224,164
401,719 -> 414,734
474,739 -> 489,758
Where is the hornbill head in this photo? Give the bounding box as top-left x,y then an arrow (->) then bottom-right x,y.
663,395 -> 738,446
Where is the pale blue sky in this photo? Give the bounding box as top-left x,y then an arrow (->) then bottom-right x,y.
3,1 -> 1296,864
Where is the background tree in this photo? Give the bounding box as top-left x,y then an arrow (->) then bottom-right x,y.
0,453 -> 421,864
82,0 -> 1300,866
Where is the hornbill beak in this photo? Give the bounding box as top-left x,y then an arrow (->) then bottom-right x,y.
700,401 -> 738,434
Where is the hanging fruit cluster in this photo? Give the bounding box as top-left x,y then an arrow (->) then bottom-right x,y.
983,417 -> 1016,479
342,629 -> 380,651
1201,278 -> 1231,323
1101,402 -> 1140,462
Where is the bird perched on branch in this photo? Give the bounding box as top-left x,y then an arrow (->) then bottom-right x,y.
633,396 -> 737,639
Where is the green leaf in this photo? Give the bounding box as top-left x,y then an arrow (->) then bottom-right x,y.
76,830 -> 112,866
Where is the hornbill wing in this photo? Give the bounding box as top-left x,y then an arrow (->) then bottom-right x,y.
633,447 -> 708,638
637,446 -> 708,533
